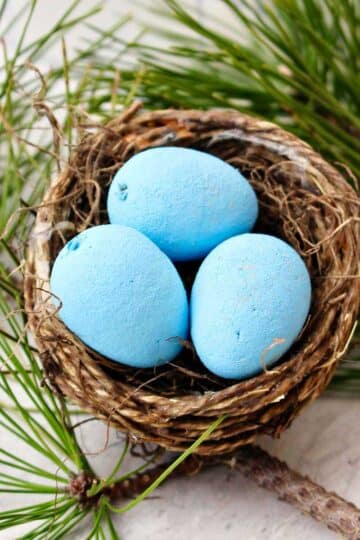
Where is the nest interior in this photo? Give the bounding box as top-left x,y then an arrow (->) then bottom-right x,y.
24,104 -> 360,455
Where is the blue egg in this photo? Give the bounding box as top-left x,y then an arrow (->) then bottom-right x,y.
190,234 -> 311,379
107,147 -> 258,261
50,225 -> 189,368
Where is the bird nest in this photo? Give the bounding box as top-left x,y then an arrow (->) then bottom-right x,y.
24,104 -> 360,455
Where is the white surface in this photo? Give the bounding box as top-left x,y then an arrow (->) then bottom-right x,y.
1,2 -> 359,539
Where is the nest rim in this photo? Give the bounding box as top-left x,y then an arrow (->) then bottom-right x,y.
24,104 -> 360,455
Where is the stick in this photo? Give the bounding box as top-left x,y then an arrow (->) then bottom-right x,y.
106,445 -> 360,540
231,446 -> 360,540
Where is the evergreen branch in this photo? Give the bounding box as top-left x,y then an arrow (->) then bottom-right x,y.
0,1 -> 359,538
114,0 -> 360,180
104,446 -> 360,540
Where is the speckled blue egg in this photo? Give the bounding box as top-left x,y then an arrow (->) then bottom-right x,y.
107,147 -> 258,261
190,234 -> 311,379
50,225 -> 189,368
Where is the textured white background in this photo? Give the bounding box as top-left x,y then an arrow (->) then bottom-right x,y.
1,2 -> 359,539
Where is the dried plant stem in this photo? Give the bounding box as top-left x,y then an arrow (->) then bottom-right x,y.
232,446 -> 360,540
107,454 -> 204,500
106,446 -> 360,540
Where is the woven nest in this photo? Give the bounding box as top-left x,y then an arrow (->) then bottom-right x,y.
24,104 -> 360,455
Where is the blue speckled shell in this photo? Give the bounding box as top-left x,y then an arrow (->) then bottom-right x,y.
190,234 -> 311,379
107,147 -> 258,261
50,225 -> 189,368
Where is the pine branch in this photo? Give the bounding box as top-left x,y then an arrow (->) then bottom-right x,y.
104,447 -> 360,540
113,0 -> 360,181
0,1 -> 359,537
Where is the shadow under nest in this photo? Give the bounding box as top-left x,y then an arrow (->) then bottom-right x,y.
25,106 -> 359,453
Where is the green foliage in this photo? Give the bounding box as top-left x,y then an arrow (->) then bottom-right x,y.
121,0 -> 360,181
0,260 -> 92,536
0,0 -> 132,237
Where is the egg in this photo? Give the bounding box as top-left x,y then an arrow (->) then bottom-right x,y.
107,147 -> 258,261
190,234 -> 311,379
50,225 -> 189,368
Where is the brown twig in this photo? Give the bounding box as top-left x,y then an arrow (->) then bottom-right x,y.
97,446 -> 360,540
232,446 -> 360,540
105,453 -> 204,501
